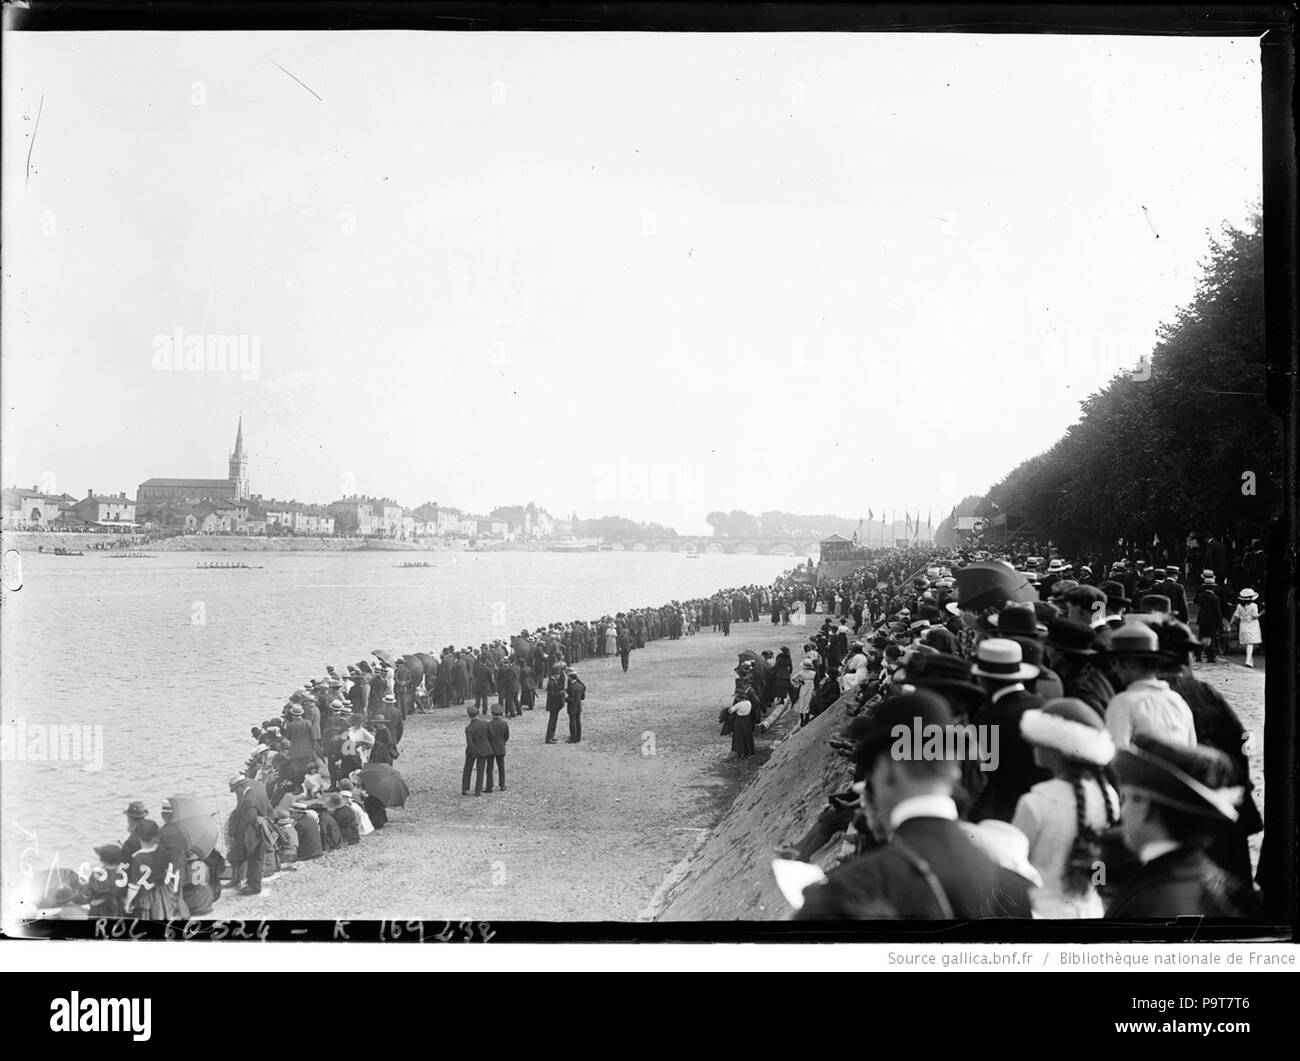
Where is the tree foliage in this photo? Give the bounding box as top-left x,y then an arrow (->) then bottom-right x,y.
981,214 -> 1278,552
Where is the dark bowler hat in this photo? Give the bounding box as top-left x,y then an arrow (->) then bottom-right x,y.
124,801 -> 149,820
1044,617 -> 1099,657
1140,594 -> 1172,614
1114,733 -> 1241,822
1097,581 -> 1132,609
1102,621 -> 1166,664
853,689 -> 954,769
94,843 -> 125,864
977,604 -> 1047,639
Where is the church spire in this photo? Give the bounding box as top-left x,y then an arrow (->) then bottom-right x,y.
228,415 -> 249,500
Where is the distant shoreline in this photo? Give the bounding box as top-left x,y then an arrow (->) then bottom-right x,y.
2,531 -> 818,558
2,532 -> 509,554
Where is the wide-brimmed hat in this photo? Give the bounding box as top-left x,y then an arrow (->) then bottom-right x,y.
289,704 -> 305,716
894,651 -> 983,701
1201,571 -> 1217,585
1046,559 -> 1067,574
1021,698 -> 1113,764
383,693 -> 397,703
323,792 -> 349,811
977,604 -> 1047,639
1114,734 -> 1242,823
1238,588 -> 1258,602
971,638 -> 1039,682
1102,621 -> 1167,664
1044,617 -> 1099,657
944,561 -> 1037,616
124,800 -> 149,819
853,689 -> 954,769
958,820 -> 1043,889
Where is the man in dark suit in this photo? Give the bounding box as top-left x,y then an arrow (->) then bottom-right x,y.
284,704 -> 316,772
969,639 -> 1049,823
1043,618 -> 1114,718
796,690 -> 1032,919
1106,734 -> 1258,918
1153,566 -> 1189,622
1192,574 -> 1225,663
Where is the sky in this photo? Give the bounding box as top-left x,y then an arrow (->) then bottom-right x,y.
2,31 -> 1262,534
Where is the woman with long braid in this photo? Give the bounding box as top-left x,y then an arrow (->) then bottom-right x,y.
1012,698 -> 1120,918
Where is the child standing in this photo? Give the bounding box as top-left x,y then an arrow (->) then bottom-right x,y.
1231,588 -> 1263,668
486,703 -> 510,793
125,820 -> 185,920
463,704 -> 493,795
1013,697 -> 1120,918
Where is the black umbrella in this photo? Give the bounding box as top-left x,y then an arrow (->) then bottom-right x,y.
358,763 -> 410,807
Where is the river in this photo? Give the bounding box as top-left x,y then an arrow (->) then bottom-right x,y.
0,548 -> 798,904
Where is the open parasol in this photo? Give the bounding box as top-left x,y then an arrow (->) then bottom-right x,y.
167,793 -> 219,858
358,763 -> 410,807
372,649 -> 396,666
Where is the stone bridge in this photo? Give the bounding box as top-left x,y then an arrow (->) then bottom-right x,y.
605,538 -> 819,556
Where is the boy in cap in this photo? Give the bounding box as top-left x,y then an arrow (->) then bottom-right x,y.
463,704 -> 493,795
485,703 -> 510,793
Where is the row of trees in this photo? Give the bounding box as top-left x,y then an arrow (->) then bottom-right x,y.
704,510 -> 860,539
572,515 -> 679,540
971,214 -> 1280,554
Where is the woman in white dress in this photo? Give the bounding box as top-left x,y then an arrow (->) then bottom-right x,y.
1012,698 -> 1120,919
792,656 -> 817,726
1231,588 -> 1262,668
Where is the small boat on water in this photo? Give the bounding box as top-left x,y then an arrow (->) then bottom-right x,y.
685,553 -> 699,558
106,552 -> 156,559
196,561 -> 261,569
397,561 -> 433,568
52,547 -> 84,556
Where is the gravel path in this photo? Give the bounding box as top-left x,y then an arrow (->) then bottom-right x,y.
205,621 -> 802,921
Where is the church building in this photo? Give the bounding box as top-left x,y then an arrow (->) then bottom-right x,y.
137,418 -> 250,505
